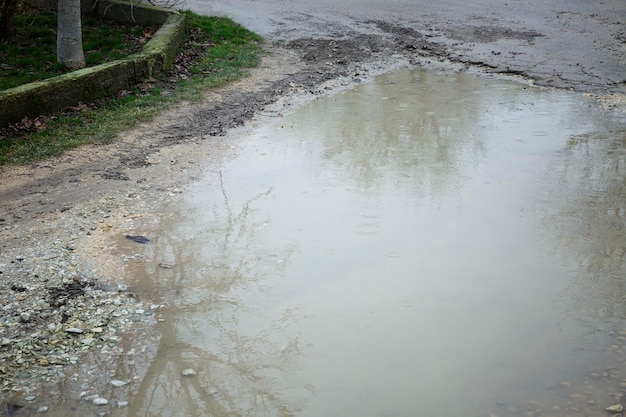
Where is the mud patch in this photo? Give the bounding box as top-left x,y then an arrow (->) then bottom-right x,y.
47,279 -> 90,308
448,25 -> 542,42
369,20 -> 449,56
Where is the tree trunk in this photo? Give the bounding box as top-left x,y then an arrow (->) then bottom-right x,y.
0,0 -> 18,38
57,0 -> 85,69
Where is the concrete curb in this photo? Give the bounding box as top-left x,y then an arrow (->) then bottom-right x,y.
0,1 -> 187,127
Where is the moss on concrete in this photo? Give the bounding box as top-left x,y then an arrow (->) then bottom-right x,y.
0,1 -> 187,127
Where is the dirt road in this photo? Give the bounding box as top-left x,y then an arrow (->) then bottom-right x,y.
196,0 -> 625,93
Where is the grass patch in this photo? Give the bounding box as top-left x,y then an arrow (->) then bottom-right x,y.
0,11 -> 263,166
0,9 -> 156,90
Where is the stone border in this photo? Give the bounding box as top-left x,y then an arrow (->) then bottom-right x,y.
0,0 -> 187,127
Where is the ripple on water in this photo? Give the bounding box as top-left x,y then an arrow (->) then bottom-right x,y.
354,217 -> 380,235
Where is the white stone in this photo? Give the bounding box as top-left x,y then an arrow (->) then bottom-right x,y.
111,379 -> 128,387
181,368 -> 197,377
65,327 -> 83,334
93,397 -> 109,405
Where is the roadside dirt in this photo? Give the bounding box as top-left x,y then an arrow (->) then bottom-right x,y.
0,18 -> 624,413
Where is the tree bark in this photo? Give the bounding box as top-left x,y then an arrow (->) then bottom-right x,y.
0,0 -> 18,38
57,0 -> 85,69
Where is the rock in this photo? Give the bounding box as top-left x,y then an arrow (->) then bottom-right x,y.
125,235 -> 150,244
606,403 -> 624,412
24,396 -> 36,401
19,312 -> 31,322
81,337 -> 95,345
92,397 -> 109,405
36,406 -> 49,413
82,394 -> 99,402
65,327 -> 83,334
111,379 -> 128,387
181,368 -> 197,377
117,400 -> 129,407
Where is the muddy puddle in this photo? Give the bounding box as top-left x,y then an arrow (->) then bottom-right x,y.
66,69 -> 626,416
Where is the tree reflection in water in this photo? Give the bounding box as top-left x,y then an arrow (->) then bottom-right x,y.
123,170 -> 306,417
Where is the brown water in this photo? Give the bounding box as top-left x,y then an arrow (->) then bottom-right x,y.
109,69 -> 624,416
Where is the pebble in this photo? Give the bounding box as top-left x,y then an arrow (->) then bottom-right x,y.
181,368 -> 197,377
111,379 -> 128,387
37,406 -> 49,413
83,394 -> 99,402
606,403 -> 624,412
93,397 -> 109,405
25,395 -> 36,401
117,400 -> 129,407
20,312 -> 31,322
65,327 -> 84,334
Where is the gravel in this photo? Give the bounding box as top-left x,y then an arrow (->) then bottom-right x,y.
0,187 -> 160,411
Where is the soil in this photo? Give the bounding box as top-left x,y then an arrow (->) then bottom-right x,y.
0,13 -> 624,414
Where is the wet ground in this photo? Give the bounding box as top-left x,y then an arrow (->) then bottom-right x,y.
54,69 -> 626,416
195,0 -> 626,93
0,1 -> 625,416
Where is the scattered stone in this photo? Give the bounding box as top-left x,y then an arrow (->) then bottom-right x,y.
36,406 -> 49,413
24,396 -> 36,401
125,235 -> 150,244
111,379 -> 128,387
181,368 -> 197,377
82,394 -> 99,402
117,400 -> 129,407
19,312 -> 31,322
65,327 -> 83,334
606,403 -> 624,412
93,397 -> 109,405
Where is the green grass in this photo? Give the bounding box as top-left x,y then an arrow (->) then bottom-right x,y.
0,10 -> 151,90
0,11 -> 263,166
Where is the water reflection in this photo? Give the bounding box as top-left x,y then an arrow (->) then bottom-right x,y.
113,68 -> 625,417
543,128 -> 626,329
117,173 -> 307,417
308,71 -> 492,194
